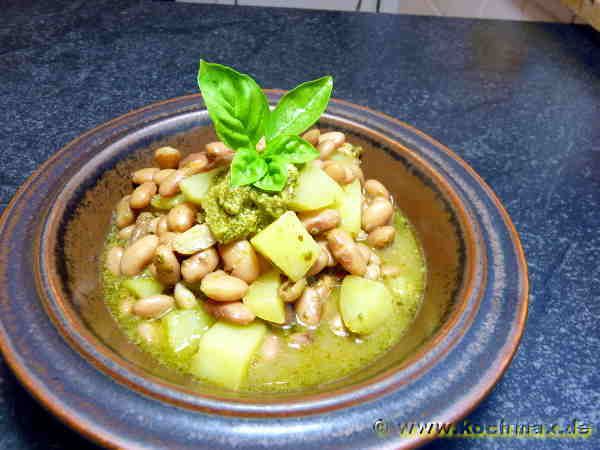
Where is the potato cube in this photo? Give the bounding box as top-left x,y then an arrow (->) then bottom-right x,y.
243,270 -> 285,324
179,168 -> 223,205
288,164 -> 343,211
123,277 -> 164,298
336,179 -> 362,236
340,275 -> 394,334
250,211 -> 320,281
190,321 -> 267,390
163,308 -> 214,356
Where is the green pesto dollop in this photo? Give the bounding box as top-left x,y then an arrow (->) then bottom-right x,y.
203,171 -> 297,244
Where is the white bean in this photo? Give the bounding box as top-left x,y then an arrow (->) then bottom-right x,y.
204,300 -> 255,325
120,235 -> 159,276
156,216 -> 169,236
364,179 -> 389,198
154,146 -> 181,169
295,287 -> 322,326
219,240 -> 260,284
167,203 -> 196,233
133,294 -> 174,319
132,167 -> 159,184
327,228 -> 367,276
367,225 -> 396,248
307,241 -> 334,276
130,182 -> 157,209
322,161 -> 355,185
118,224 -> 135,240
178,152 -> 208,169
181,248 -> 219,283
362,197 -> 394,232
317,140 -> 337,159
153,168 -> 176,185
318,131 -> 345,147
159,169 -> 186,197
174,283 -> 198,309
206,141 -> 234,163
129,212 -> 154,243
299,209 -> 340,235
115,195 -> 135,229
301,129 -> 320,146
200,270 -> 248,302
153,244 -> 181,285
106,246 -> 124,276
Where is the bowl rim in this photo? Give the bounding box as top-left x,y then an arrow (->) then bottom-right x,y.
0,91 -> 528,449
39,95 -> 485,414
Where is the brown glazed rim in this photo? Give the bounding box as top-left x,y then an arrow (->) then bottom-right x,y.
0,92 -> 528,449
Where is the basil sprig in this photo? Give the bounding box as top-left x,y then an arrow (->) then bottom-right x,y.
262,135 -> 322,164
198,60 -> 332,191
198,60 -> 269,151
265,76 -> 333,140
229,148 -> 268,186
254,155 -> 288,192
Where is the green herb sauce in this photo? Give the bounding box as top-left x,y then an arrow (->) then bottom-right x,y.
202,171 -> 297,244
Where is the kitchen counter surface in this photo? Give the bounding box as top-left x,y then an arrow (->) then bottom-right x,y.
0,1 -> 598,449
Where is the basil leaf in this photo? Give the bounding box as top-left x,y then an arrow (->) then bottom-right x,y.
198,60 -> 269,150
263,135 -> 319,164
230,148 -> 268,187
254,156 -> 289,192
266,75 -> 333,140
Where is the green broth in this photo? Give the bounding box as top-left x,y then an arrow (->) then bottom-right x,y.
102,212 -> 426,392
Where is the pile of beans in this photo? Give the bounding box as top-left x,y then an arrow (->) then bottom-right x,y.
105,129 -> 399,350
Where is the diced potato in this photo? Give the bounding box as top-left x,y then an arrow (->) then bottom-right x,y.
381,213 -> 426,292
335,179 -> 362,236
174,282 -> 198,308
339,275 -> 393,334
190,321 -> 267,390
250,211 -> 320,281
163,308 -> 214,356
243,270 -> 285,324
150,193 -> 186,210
123,277 -> 164,298
180,168 -> 223,205
289,164 -> 343,211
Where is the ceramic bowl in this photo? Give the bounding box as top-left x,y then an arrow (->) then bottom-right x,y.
0,92 -> 528,449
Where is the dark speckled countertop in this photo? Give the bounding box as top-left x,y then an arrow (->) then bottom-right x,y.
1,1 -> 599,449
